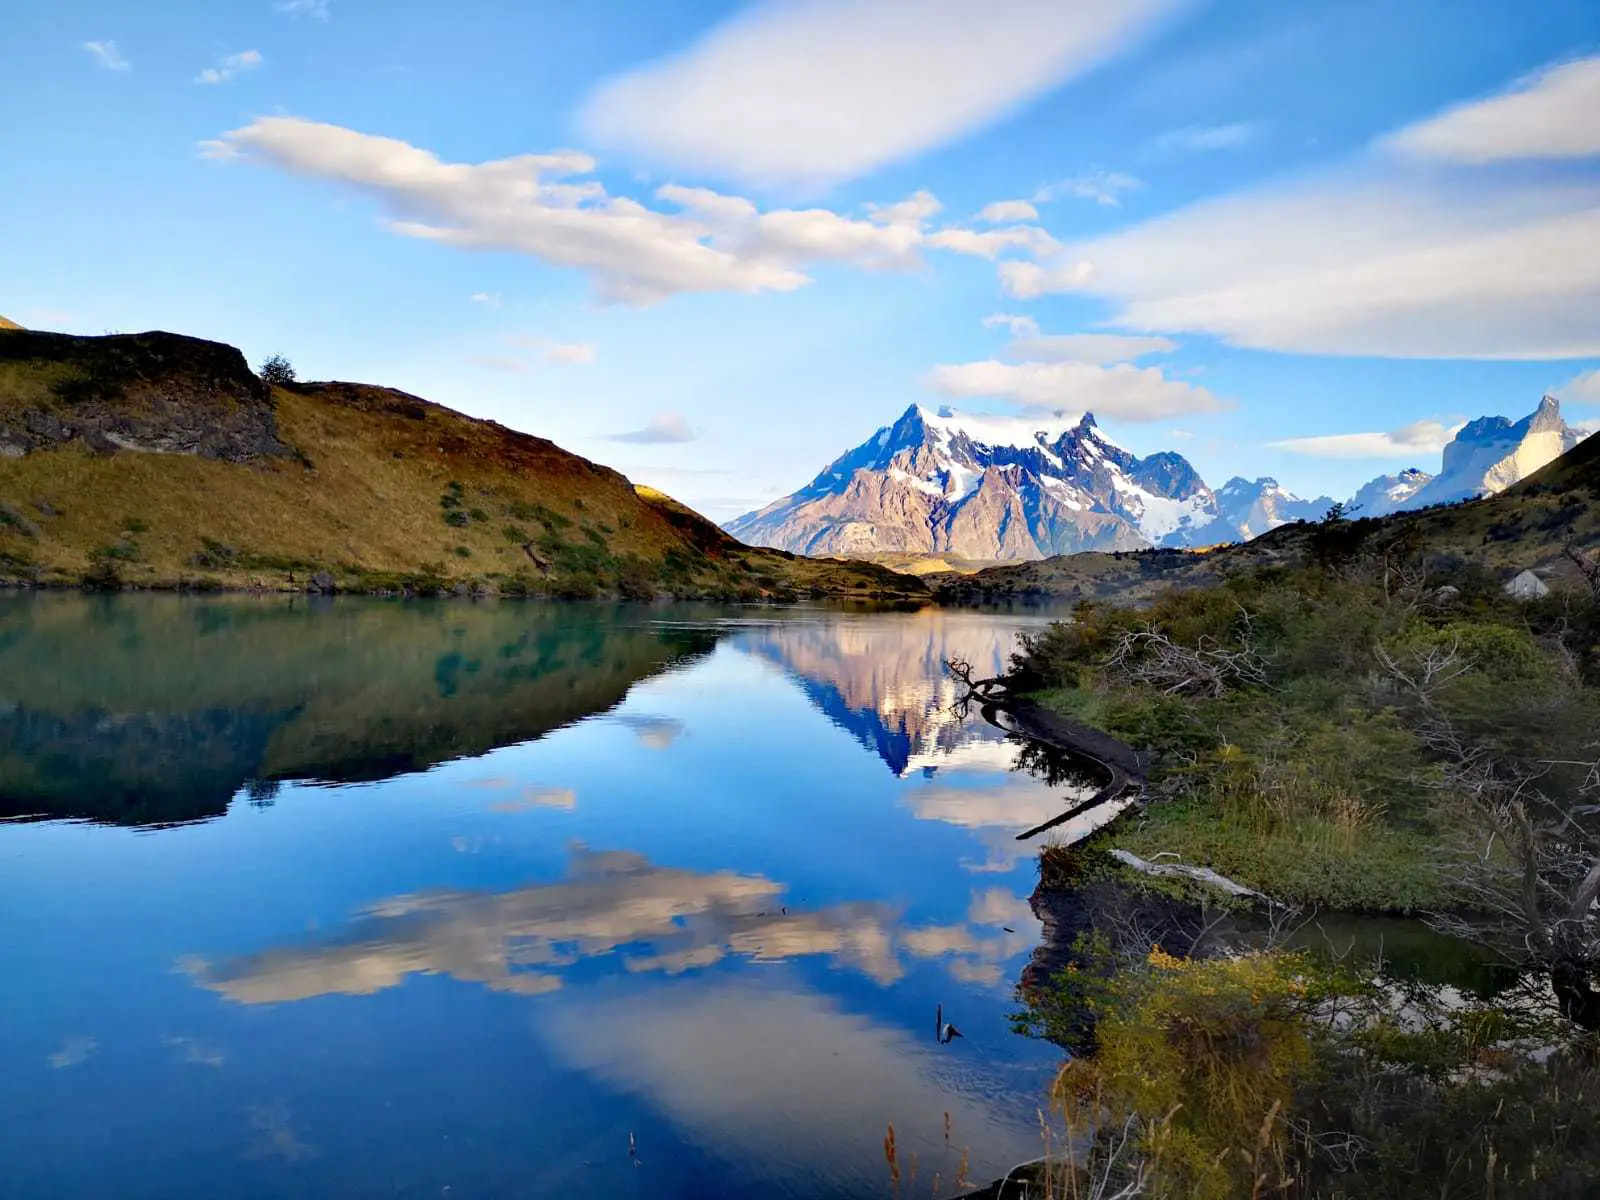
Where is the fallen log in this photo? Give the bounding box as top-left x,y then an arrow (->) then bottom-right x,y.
1108,849 -> 1263,900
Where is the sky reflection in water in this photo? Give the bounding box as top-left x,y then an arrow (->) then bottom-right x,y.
0,596 -> 1089,1199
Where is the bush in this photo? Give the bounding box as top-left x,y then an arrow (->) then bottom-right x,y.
259,354 -> 296,386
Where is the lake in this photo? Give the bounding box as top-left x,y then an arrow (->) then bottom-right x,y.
0,594 -> 1102,1199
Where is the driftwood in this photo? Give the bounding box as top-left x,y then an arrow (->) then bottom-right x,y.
1108,849 -> 1264,901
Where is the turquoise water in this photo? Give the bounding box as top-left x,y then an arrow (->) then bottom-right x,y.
0,595 -> 1090,1199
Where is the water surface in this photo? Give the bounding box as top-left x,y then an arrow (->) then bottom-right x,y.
1,595 -> 1091,1199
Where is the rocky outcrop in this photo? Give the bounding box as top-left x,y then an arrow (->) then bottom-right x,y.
0,329 -> 289,461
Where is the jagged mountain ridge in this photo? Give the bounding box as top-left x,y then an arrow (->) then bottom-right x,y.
726,404 -> 1325,560
728,395 -> 1587,563
1346,396 -> 1582,518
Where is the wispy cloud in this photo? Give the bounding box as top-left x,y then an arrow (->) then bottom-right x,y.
469,291 -> 503,308
1270,419 -> 1462,459
576,0 -> 1185,188
924,359 -> 1223,422
1383,55 -> 1600,163
83,41 -> 130,71
274,0 -> 331,19
470,355 -> 527,374
982,314 -> 1177,364
1147,121 -> 1260,155
1034,168 -> 1142,207
204,117 -> 974,305
196,49 -> 262,85
975,199 -> 1039,224
1554,368 -> 1600,406
606,413 -> 696,444
542,341 -> 597,365
1000,56 -> 1600,359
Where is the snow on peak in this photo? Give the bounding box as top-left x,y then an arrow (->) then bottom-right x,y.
914,405 -> 1090,452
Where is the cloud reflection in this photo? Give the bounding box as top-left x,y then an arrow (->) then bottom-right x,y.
538,979 -> 1045,1190
187,847 -> 1037,1003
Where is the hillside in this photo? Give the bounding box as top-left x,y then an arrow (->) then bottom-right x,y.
938,430 -> 1600,604
0,316 -> 22,331
0,328 -> 924,601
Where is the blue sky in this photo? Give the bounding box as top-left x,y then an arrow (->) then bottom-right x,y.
3,0 -> 1598,518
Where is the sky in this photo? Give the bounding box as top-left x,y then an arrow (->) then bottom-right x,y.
3,0 -> 1598,519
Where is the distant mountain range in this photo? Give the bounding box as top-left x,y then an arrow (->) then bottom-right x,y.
726,397 -> 1585,561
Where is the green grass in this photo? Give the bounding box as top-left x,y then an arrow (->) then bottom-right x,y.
0,331 -> 930,602
1020,559 -> 1599,914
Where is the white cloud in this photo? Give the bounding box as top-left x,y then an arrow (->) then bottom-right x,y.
1034,168 -> 1142,207
83,40 -> 130,71
207,117 -> 955,304
576,0 -> 1186,188
543,341 -> 597,365
1007,331 -> 1177,364
1270,419 -> 1462,459
976,199 -> 1039,224
607,412 -> 696,444
1006,170 -> 1600,358
469,291 -> 502,308
470,355 -> 526,373
994,58 -> 1600,359
925,224 -> 1060,259
275,0 -> 331,17
982,312 -> 1039,337
924,358 -> 1224,422
196,49 -> 262,85
1148,122 -> 1259,155
1385,55 -> 1600,164
1554,368 -> 1600,406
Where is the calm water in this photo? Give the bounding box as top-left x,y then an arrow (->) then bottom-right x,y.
0,594 -> 1103,1200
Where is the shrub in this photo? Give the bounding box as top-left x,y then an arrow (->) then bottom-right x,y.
259,354 -> 296,386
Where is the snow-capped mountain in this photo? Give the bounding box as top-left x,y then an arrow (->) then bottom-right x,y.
1349,396 -> 1581,516
725,405 -> 1320,560
1348,468 -> 1433,518
1196,477 -> 1334,542
725,395 -> 1590,566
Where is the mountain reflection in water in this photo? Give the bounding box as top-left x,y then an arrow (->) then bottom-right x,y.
0,595 -> 1079,1200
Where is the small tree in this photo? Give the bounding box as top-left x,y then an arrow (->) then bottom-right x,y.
259,354 -> 297,387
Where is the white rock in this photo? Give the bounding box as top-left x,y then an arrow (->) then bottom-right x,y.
1504,570 -> 1550,600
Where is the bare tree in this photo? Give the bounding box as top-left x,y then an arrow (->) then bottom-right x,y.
1103,608 -> 1270,698
1563,541 -> 1600,601
1379,639 -> 1600,1027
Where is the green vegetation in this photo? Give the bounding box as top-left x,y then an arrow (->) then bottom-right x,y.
1014,934 -> 1600,1198
1013,551 -> 1600,915
0,327 -> 928,603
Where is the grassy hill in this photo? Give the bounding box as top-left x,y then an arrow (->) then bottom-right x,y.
938,439 -> 1600,604
0,316 -> 22,331
0,327 -> 924,602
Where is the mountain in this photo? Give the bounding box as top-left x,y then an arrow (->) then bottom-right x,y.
0,316 -> 22,331
1197,477 -> 1333,542
726,404 -> 1319,562
938,423 -> 1600,606
0,327 -> 923,601
1350,396 -> 1580,516
1349,468 -> 1433,518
